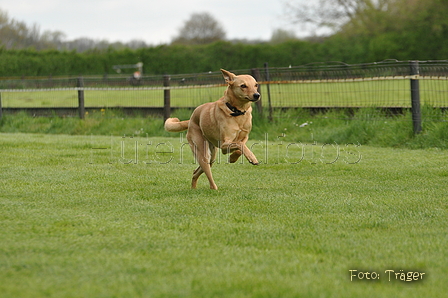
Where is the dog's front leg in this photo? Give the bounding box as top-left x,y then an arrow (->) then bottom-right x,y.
241,144 -> 259,165
221,142 -> 259,165
229,150 -> 242,163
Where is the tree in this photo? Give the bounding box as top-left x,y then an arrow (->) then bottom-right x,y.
0,8 -> 66,50
270,28 -> 298,43
286,0 -> 448,37
285,0 -> 448,60
0,8 -> 150,52
172,12 -> 226,45
285,0 -> 393,35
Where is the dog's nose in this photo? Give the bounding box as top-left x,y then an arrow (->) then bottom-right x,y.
253,93 -> 260,100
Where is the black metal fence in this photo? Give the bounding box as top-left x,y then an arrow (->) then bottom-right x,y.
1,60 -> 447,133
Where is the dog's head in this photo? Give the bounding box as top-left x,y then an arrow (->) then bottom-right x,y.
221,69 -> 261,102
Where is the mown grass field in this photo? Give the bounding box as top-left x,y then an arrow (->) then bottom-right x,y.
1,132 -> 447,298
1,79 -> 447,108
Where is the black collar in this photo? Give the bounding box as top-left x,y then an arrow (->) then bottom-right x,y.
226,102 -> 246,117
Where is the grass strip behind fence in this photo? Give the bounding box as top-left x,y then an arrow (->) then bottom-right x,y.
1,108 -> 447,149
1,79 -> 447,108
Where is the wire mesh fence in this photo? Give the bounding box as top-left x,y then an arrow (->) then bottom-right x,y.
254,60 -> 447,109
0,60 -> 447,121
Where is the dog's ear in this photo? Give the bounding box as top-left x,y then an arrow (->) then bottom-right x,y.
221,69 -> 236,85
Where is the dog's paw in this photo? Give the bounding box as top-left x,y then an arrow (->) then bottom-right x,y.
229,150 -> 242,163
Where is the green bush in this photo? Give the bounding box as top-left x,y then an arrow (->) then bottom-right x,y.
1,34 -> 445,77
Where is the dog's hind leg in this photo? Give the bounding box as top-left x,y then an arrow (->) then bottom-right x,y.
191,166 -> 203,189
189,139 -> 218,190
201,143 -> 217,190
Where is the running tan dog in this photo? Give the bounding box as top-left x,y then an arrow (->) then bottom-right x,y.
164,69 -> 260,190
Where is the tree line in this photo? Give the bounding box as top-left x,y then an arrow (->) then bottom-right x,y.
0,0 -> 447,77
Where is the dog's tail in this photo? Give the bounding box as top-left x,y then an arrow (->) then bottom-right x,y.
164,118 -> 189,132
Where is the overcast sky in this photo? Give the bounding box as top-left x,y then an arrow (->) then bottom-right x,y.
0,0 -> 319,45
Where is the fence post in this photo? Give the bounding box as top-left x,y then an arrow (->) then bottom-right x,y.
0,92 -> 3,120
163,75 -> 171,122
410,61 -> 422,134
251,68 -> 263,115
77,76 -> 85,119
264,62 -> 273,122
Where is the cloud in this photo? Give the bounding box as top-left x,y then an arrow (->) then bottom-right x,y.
0,0 -> 296,44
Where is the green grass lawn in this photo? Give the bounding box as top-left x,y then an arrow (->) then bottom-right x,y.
1,79 -> 447,108
0,133 -> 446,297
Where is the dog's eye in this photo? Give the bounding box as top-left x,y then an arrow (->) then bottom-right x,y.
240,84 -> 247,88
255,84 -> 258,88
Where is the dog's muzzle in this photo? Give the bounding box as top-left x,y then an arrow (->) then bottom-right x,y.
251,93 -> 261,102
